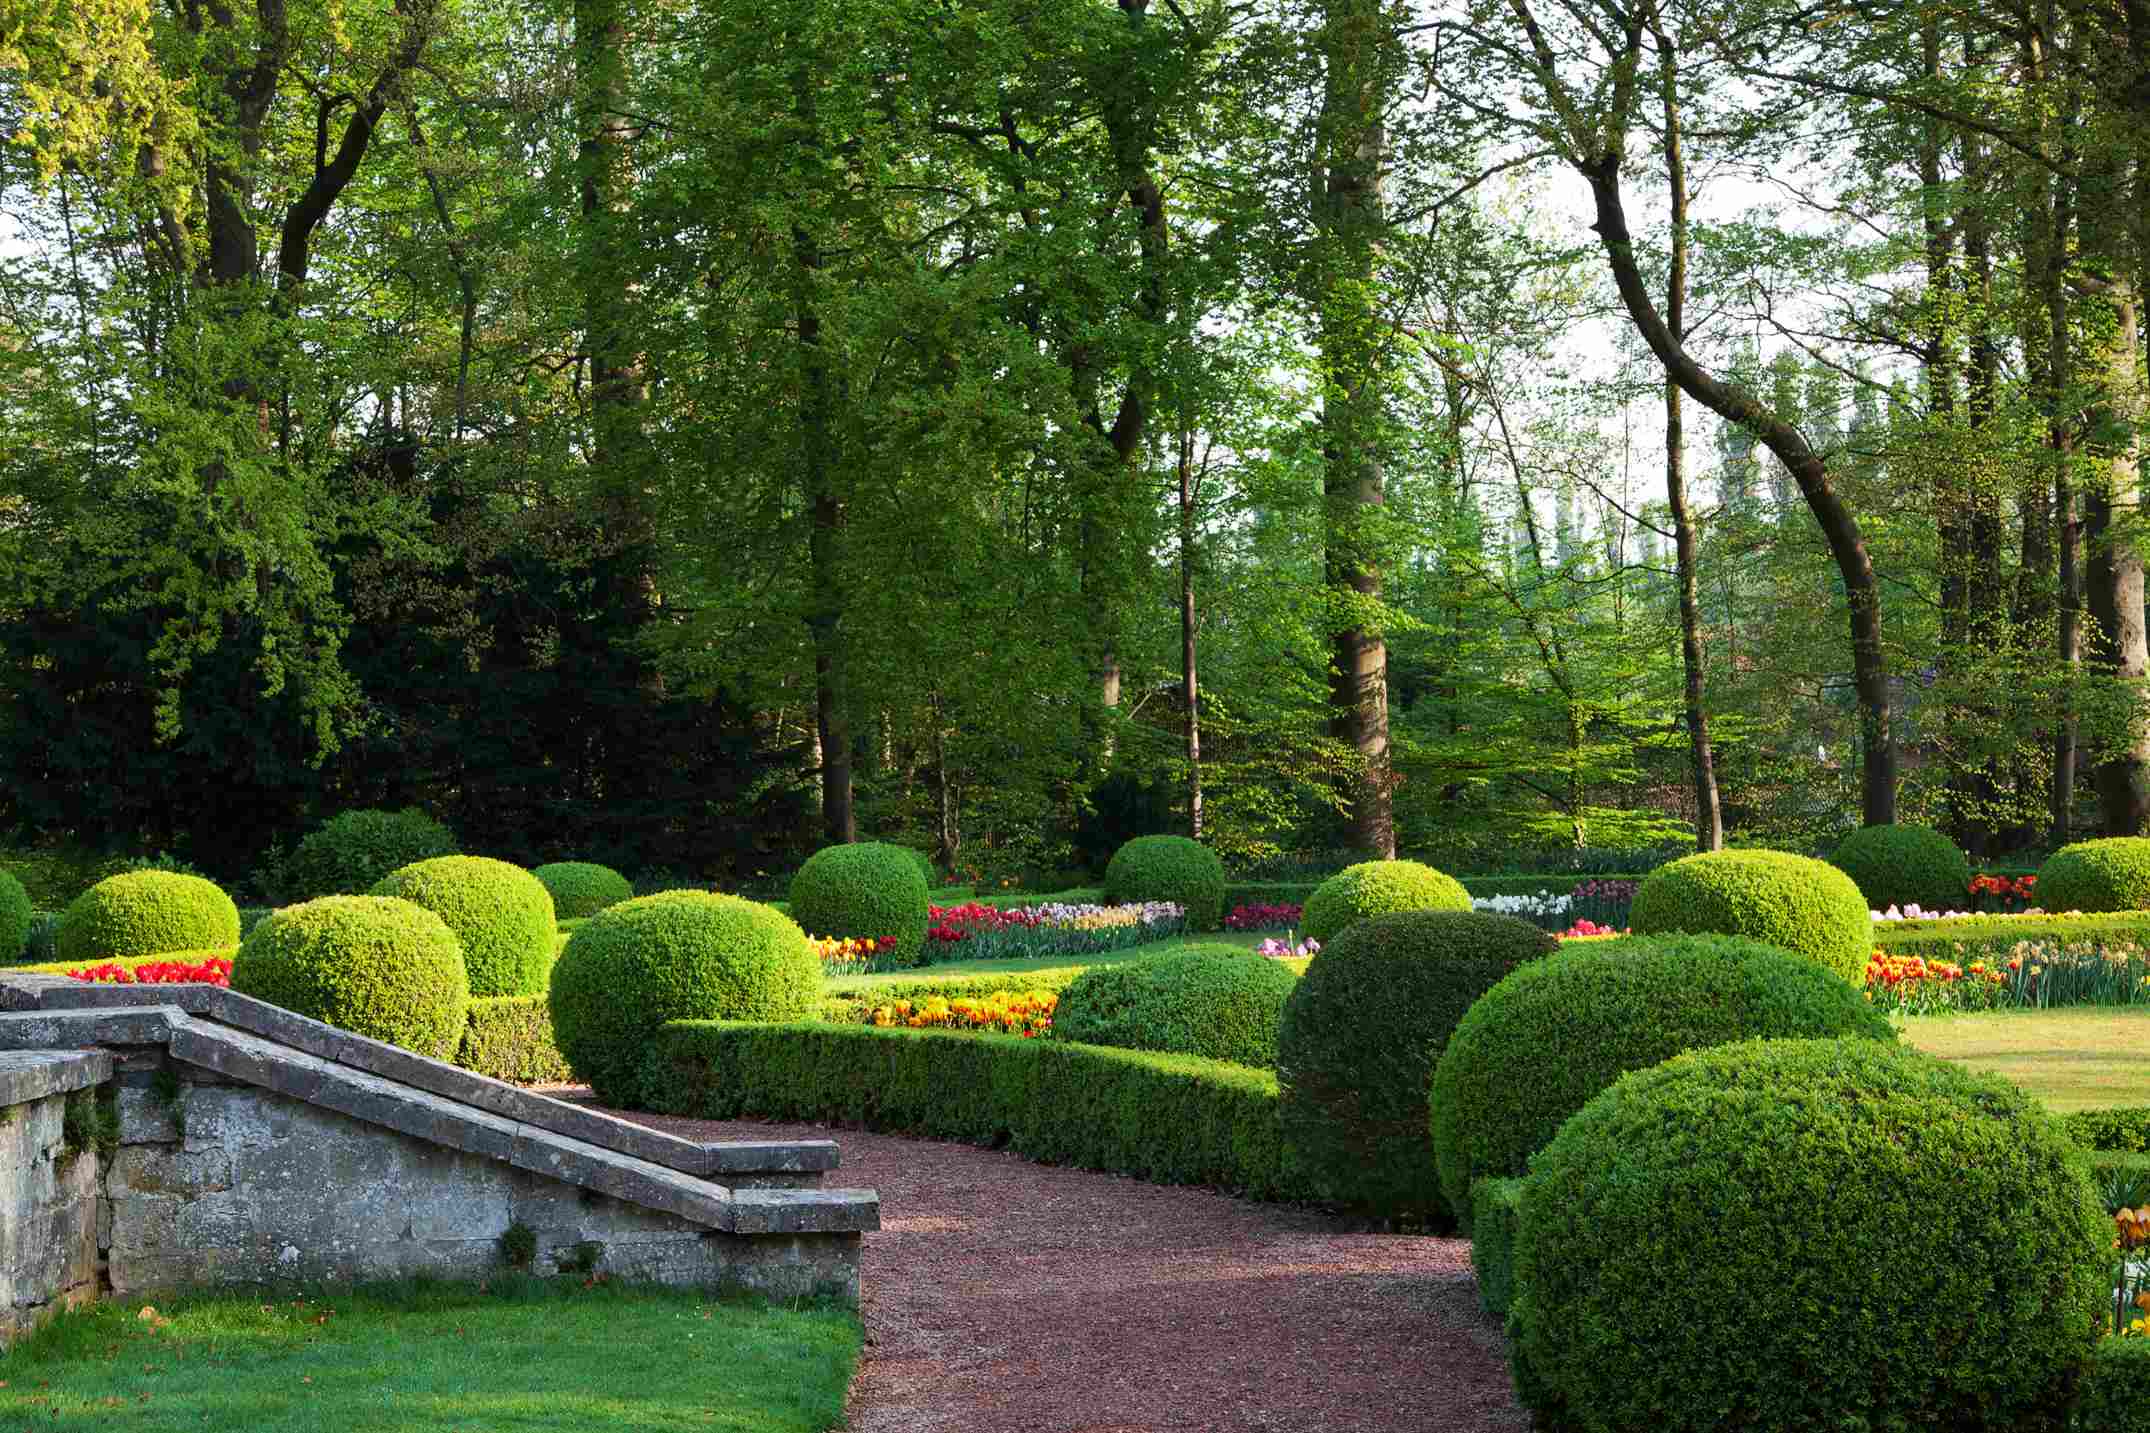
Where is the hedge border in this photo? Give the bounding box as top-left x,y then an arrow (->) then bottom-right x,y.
2076,1339 -> 2150,1433
1470,1176 -> 1524,1319
1875,911 -> 2150,964
457,994 -> 573,1083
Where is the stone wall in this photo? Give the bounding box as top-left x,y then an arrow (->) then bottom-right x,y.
0,1050 -> 110,1344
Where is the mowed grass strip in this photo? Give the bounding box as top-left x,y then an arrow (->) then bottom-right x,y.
0,1278 -> 860,1433
1898,1006 -> 2150,1112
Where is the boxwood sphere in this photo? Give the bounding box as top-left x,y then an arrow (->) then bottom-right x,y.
1510,1038 -> 2111,1433
787,842 -> 932,965
1829,822 -> 1971,913
1428,934 -> 1896,1217
282,807 -> 458,901
531,862 -> 635,920
1628,849 -> 1870,983
371,856 -> 557,997
1054,943 -> 1299,1067
229,896 -> 470,1059
2037,837 -> 2150,913
549,891 -> 823,1104
1300,860 -> 1470,944
1276,908 -> 1557,1221
0,870 -> 30,963
56,871 -> 242,965
1102,835 -> 1226,931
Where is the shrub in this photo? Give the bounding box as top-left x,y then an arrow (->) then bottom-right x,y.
458,996 -> 573,1083
1275,908 -> 1557,1221
531,862 -> 634,920
1299,860 -> 1470,944
2039,837 -> 2150,914
1428,934 -> 1896,1217
229,895 -> 470,1059
0,869 -> 30,963
56,872 -> 242,965
1628,848 -> 1870,982
2064,1106 -> 2150,1153
1875,910 -> 2150,964
282,808 -> 458,902
371,856 -> 557,998
1054,944 -> 1299,1067
1469,1177 -> 1523,1319
1830,822 -> 1972,912
787,843 -> 931,967
1102,835 -> 1226,931
548,892 -> 822,1103
2076,1340 -> 2150,1433
1510,1038 -> 2110,1433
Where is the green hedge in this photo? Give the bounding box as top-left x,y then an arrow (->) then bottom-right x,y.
2041,838 -> 2150,914
457,996 -> 573,1083
2063,1107 -> 2150,1152
1875,911 -> 2150,964
2076,1338 -> 2150,1432
1103,836 -> 1227,931
1631,849 -> 1871,982
1470,1177 -> 1523,1319
640,1021 -> 1312,1202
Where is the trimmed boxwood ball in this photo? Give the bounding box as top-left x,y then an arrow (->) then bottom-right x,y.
56,871 -> 241,965
1830,822 -> 1971,913
531,861 -> 634,920
1628,848 -> 1869,982
787,842 -> 931,966
1510,1038 -> 2111,1433
548,891 -> 822,1104
1102,835 -> 1226,931
370,856 -> 556,998
1299,860 -> 1469,944
1276,909 -> 1557,1221
230,896 -> 470,1059
282,807 -> 457,901
1428,934 -> 1896,1218
2037,836 -> 2150,914
1054,944 -> 1299,1067
0,870 -> 30,963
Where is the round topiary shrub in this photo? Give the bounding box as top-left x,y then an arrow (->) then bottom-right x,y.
281,807 -> 458,902
56,871 -> 241,965
1054,943 -> 1300,1067
531,862 -> 635,920
1101,835 -> 1226,931
1628,848 -> 1870,983
2037,836 -> 2150,914
0,870 -> 31,964
1829,822 -> 1971,913
787,842 -> 931,966
1509,1038 -> 2110,1433
370,856 -> 556,998
1276,909 -> 1558,1221
548,891 -> 822,1104
230,896 -> 470,1058
1299,860 -> 1470,944
1428,934 -> 1896,1217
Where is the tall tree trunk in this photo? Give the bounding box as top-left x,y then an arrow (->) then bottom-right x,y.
1179,426 -> 1203,840
797,222 -> 853,847
2082,239 -> 2150,832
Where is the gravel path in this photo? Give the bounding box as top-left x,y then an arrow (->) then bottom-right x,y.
595,1104 -> 1529,1433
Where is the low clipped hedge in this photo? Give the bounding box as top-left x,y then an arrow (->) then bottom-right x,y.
531,862 -> 634,920
1629,849 -> 1870,982
282,807 -> 458,902
1874,910 -> 2150,965
788,842 -> 932,966
457,995 -> 573,1083
1831,822 -> 1971,912
2040,838 -> 2150,914
642,1021 -> 1311,1202
1469,1177 -> 1524,1319
230,895 -> 470,1059
0,869 -> 30,963
1103,836 -> 1227,931
372,856 -> 557,998
2064,1107 -> 2150,1152
56,872 -> 242,965
1054,944 -> 1298,1067
2077,1340 -> 2150,1433
1300,860 -> 1471,944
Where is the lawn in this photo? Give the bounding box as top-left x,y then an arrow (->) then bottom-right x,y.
0,1279 -> 861,1432
1898,1006 -> 2150,1112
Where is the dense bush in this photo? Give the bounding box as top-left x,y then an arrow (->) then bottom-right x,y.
1510,1038 -> 2109,1433
56,871 -> 242,965
0,869 -> 30,963
1054,944 -> 1298,1067
1428,934 -> 1896,1216
2076,1340 -> 2150,1433
1102,835 -> 1227,931
531,862 -> 634,920
1876,910 -> 2150,964
1628,848 -> 1870,982
1299,860 -> 1470,944
1829,822 -> 1971,912
1469,1177 -> 1523,1319
457,996 -> 574,1083
1276,908 -> 1557,1220
2039,837 -> 2150,914
787,843 -> 932,967
371,856 -> 557,998
282,808 -> 458,902
229,895 -> 470,1059
2064,1106 -> 2150,1152
548,892 -> 822,1103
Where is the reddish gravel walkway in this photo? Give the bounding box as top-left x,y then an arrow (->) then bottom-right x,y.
596,1102 -> 1528,1433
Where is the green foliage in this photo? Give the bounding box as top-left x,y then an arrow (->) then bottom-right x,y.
1470,1177 -> 1524,1319
2039,838 -> 2150,914
2062,1107 -> 2150,1153
229,896 -> 470,1059
787,843 -> 932,967
1510,1039 -> 2110,1433
56,871 -> 241,965
1629,849 -> 1871,982
283,809 -> 459,902
21,910 -> 58,964
548,892 -> 822,1103
1829,823 -> 1972,912
1101,835 -> 1227,931
1429,934 -> 1896,1216
0,869 -> 31,963
2074,1340 -> 2150,1433
1276,908 -> 1557,1221
0,847 -> 118,910
370,857 -> 557,998
1876,911 -> 2150,964
1053,944 -> 1298,1067
1298,860 -> 1470,944
530,862 -> 634,920
457,996 -> 574,1084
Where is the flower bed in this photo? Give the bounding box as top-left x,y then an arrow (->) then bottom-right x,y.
837,989 -> 1057,1038
65,953 -> 232,986
1254,935 -> 1319,959
1225,902 -> 1302,931
810,933 -> 905,976
1864,933 -> 2150,1013
921,900 -> 1186,962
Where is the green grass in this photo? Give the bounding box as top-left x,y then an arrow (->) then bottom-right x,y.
824,930 -> 1272,992
1899,1005 -> 2150,1112
0,1278 -> 860,1432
